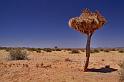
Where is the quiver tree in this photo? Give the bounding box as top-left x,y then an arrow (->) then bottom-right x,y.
68,8 -> 107,72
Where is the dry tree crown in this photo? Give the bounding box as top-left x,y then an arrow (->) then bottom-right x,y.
68,8 -> 107,35
68,8 -> 107,71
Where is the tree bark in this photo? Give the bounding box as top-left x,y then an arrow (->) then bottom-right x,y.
84,34 -> 92,72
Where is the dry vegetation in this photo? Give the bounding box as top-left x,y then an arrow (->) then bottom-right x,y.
8,48 -> 28,60
0,47 -> 124,82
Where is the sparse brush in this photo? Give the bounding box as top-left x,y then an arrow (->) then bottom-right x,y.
28,48 -> 42,53
94,49 -> 100,53
27,48 -> 36,52
80,49 -> 85,52
43,48 -> 52,52
65,48 -> 72,51
90,49 -> 100,53
71,49 -> 80,54
8,49 -> 28,60
104,49 -> 110,52
100,49 -> 104,51
53,46 -> 61,51
36,50 -> 41,53
5,49 -> 10,52
55,48 -> 61,51
35,49 -> 41,53
111,48 -> 116,51
90,50 -> 94,53
5,48 -> 14,52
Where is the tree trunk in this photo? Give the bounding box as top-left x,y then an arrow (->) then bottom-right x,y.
84,34 -> 92,72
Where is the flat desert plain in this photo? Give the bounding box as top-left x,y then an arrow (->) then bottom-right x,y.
0,49 -> 124,82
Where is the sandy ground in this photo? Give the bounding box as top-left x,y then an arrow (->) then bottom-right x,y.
0,50 -> 124,82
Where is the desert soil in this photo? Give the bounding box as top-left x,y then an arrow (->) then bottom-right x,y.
0,50 -> 124,82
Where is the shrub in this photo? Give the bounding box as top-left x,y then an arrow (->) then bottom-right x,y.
94,49 -> 100,53
27,48 -> 36,52
55,48 -> 61,51
90,50 -> 94,53
35,48 -> 41,53
43,48 -> 52,52
36,50 -> 41,53
5,48 -> 11,52
81,50 -> 85,52
54,46 -> 58,49
54,46 -> 62,51
111,48 -> 116,51
119,50 -> 124,53
9,49 -> 28,60
65,48 -> 72,51
104,49 -> 110,52
100,48 -> 104,51
71,49 -> 80,54
90,49 -> 100,53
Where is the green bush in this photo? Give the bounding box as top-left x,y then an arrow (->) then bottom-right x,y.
9,49 -> 28,60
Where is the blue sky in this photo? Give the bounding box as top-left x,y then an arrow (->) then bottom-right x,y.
0,0 -> 124,48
